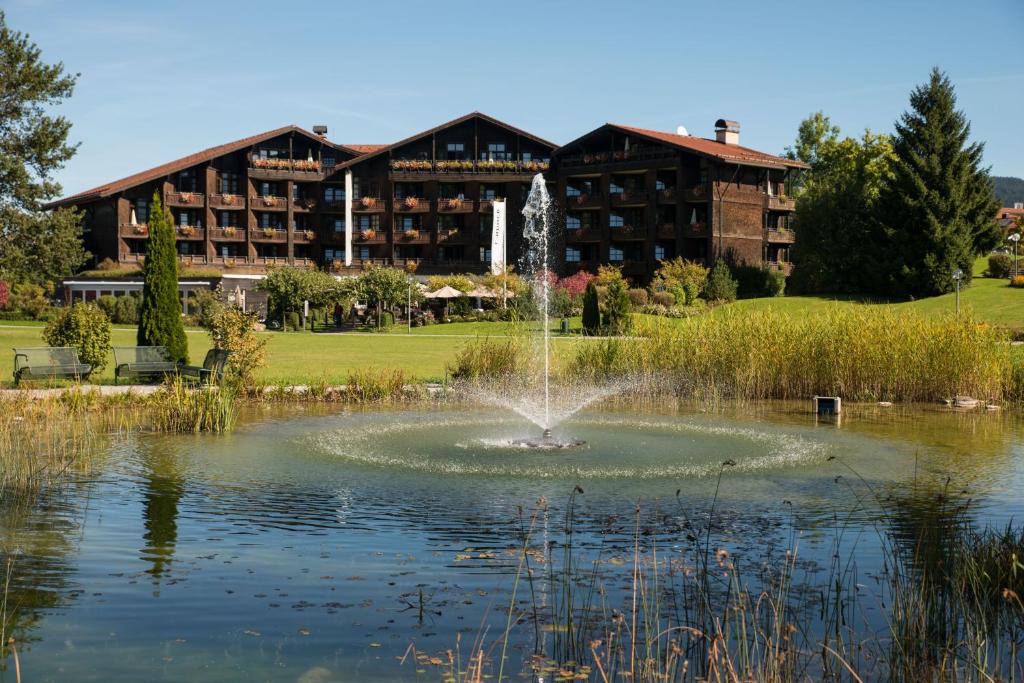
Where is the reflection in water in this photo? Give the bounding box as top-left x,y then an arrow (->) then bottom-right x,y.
139,441 -> 185,593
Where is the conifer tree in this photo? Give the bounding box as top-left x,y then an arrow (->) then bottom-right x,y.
874,68 -> 1001,297
603,279 -> 633,336
137,192 -> 188,362
581,281 -> 601,335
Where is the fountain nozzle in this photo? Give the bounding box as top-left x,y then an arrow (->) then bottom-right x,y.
542,428 -> 553,440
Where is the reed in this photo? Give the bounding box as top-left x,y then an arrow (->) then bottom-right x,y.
344,367 -> 412,403
148,377 -> 236,433
447,335 -> 529,381
569,307 -> 1014,403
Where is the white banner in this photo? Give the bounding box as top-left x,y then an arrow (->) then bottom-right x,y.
490,199 -> 506,275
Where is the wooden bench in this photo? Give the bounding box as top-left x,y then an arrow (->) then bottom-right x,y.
178,349 -> 231,385
13,347 -> 93,386
113,346 -> 179,384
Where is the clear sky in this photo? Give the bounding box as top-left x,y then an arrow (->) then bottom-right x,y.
6,0 -> 1023,197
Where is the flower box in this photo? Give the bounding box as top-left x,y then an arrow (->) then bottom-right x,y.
402,197 -> 420,210
223,227 -> 237,237
402,229 -> 420,240
178,225 -> 197,237
359,229 -> 376,241
261,196 -> 279,207
303,230 -> 315,241
440,198 -> 462,210
262,228 -> 276,238
359,196 -> 377,209
133,224 -> 148,235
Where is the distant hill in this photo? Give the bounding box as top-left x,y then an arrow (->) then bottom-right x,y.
994,176 -> 1024,206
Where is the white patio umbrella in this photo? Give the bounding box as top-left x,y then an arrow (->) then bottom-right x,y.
426,285 -> 465,318
130,208 -> 138,225
690,208 -> 698,225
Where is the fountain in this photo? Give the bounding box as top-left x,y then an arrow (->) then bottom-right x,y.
467,174 -> 623,450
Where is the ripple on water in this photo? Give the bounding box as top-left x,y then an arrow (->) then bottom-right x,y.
305,413 -> 833,480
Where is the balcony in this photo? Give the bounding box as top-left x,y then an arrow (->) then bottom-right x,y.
292,197 -> 317,212
765,260 -> 793,276
657,188 -> 677,204
559,147 -> 677,168
657,223 -> 677,239
610,190 -> 648,207
394,197 -> 430,214
175,225 -> 205,241
389,159 -> 549,176
248,154 -> 323,180
565,192 -> 602,210
167,191 -> 204,207
321,199 -> 346,212
209,255 -> 247,267
478,198 -> 499,213
251,228 -> 288,243
252,256 -> 291,266
210,227 -> 246,241
683,222 -> 709,237
610,225 -> 648,240
177,254 -> 208,266
565,228 -> 601,242
437,229 -> 466,243
119,223 -> 149,238
355,229 -> 387,244
766,228 -> 796,244
252,195 -> 287,211
765,195 -> 795,211
293,229 -> 317,245
682,186 -> 709,202
353,197 -> 385,213
437,197 -> 473,214
393,229 -> 429,244
210,194 -> 245,210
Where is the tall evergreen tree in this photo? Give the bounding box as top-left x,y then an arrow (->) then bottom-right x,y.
137,192 -> 188,362
581,281 -> 601,335
874,68 -> 1001,297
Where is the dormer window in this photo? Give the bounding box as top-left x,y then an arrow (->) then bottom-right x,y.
446,143 -> 465,161
483,143 -> 510,161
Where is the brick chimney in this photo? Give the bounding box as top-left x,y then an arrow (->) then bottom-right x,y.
714,119 -> 740,145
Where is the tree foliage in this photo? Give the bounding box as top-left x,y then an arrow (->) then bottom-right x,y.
137,192 -> 188,362
603,280 -> 633,335
207,306 -> 267,390
651,257 -> 709,305
581,281 -> 601,335
704,259 -> 738,303
873,68 -> 1002,297
43,302 -> 112,371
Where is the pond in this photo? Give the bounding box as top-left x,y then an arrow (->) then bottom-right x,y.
1,402 -> 1022,681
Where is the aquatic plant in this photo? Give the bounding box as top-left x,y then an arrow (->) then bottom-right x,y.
149,377 -> 236,433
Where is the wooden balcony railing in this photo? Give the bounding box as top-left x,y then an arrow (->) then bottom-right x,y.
355,229 -> 386,243
684,221 -> 708,236
252,195 -> 287,210
291,198 -> 317,211
657,223 -> 677,239
765,195 -> 794,211
292,229 -> 317,244
765,228 -> 796,243
252,256 -> 291,266
394,229 -> 429,244
437,197 -> 473,213
657,188 -> 677,203
682,186 -> 708,202
565,192 -> 602,209
389,159 -> 550,174
177,254 -> 208,266
394,197 -> 430,213
248,154 -> 322,176
210,227 -> 245,241
559,147 -> 677,168
251,228 -> 287,243
437,229 -> 465,243
210,193 -> 245,209
610,190 -> 648,206
209,255 -> 247,267
321,199 -> 346,212
167,191 -> 204,207
119,223 -> 149,238
478,198 -> 499,213
565,228 -> 601,241
175,226 -> 205,240
610,225 -> 647,239
353,197 -> 385,213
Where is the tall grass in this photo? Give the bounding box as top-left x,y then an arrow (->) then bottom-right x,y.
149,377 -> 236,433
569,308 -> 1014,403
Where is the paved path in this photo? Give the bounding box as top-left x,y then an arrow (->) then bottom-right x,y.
0,384 -> 164,400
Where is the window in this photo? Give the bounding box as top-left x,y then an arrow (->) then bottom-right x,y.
359,247 -> 370,259
566,185 -> 581,197
566,247 -> 581,263
439,183 -> 465,200
655,244 -> 666,260
220,244 -> 239,258
219,173 -> 239,194
324,187 -> 345,202
566,214 -> 582,230
438,214 -> 458,230
522,151 -> 532,162
322,157 -> 336,168
179,211 -> 190,227
260,182 -> 273,197
609,246 -> 624,262
398,216 -> 419,231
357,215 -> 379,230
609,213 -> 624,228
446,142 -> 465,160
609,180 -> 624,195
178,170 -> 197,192
332,218 -> 345,233
324,248 -> 345,261
483,143 -> 510,161
655,179 -> 665,191
292,185 -> 301,201
480,247 -> 491,262
259,213 -> 280,229
219,211 -> 239,228
133,198 -> 149,222
479,185 -> 500,200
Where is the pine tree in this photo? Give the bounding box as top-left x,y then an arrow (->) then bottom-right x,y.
603,280 -> 633,336
581,281 -> 601,335
704,259 -> 738,303
137,192 -> 188,362
874,68 -> 1001,297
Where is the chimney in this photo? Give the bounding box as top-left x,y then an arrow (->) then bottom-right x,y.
1015,202 -> 1024,210
714,119 -> 740,145
312,125 -> 328,137
676,125 -> 689,136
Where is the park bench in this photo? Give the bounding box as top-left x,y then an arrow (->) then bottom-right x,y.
178,348 -> 231,385
113,346 -> 179,384
13,347 -> 93,386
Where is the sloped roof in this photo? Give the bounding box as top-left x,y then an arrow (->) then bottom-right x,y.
47,125 -> 362,208
333,112 -> 557,171
556,123 -> 809,170
345,144 -> 389,154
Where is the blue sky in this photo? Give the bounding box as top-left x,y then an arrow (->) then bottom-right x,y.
7,0 -> 1023,197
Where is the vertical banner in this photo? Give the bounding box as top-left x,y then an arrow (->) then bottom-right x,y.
344,169 -> 354,265
490,199 -> 506,275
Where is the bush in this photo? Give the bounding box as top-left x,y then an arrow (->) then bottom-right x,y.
651,291 -> 675,307
1010,275 -> 1024,288
114,295 -> 138,324
190,288 -> 224,328
627,288 -> 648,309
603,280 -> 633,336
285,311 -> 301,331
96,294 -> 118,321
652,257 -> 708,305
704,259 -> 738,303
10,283 -> 50,319
734,265 -> 788,298
207,306 -> 267,390
988,253 -> 1012,279
765,268 -> 786,297
0,280 -> 8,309
43,303 -> 113,372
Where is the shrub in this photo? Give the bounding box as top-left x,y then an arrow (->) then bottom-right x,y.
286,311 -> 301,331
207,306 -> 267,390
766,268 -> 786,297
581,281 -> 601,335
603,280 -> 633,336
114,295 -> 138,325
627,288 -> 648,308
0,280 -> 8,309
10,283 -> 50,319
652,257 -> 708,305
95,257 -> 118,271
988,253 -> 1012,278
651,291 -> 675,307
704,259 -> 738,303
43,303 -> 113,372
1010,275 -> 1024,288
190,287 -> 224,328
96,294 -> 118,321
734,265 -> 788,298
557,271 -> 595,298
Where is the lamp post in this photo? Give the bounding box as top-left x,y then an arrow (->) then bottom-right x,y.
952,268 -> 963,315
1009,232 -> 1021,278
